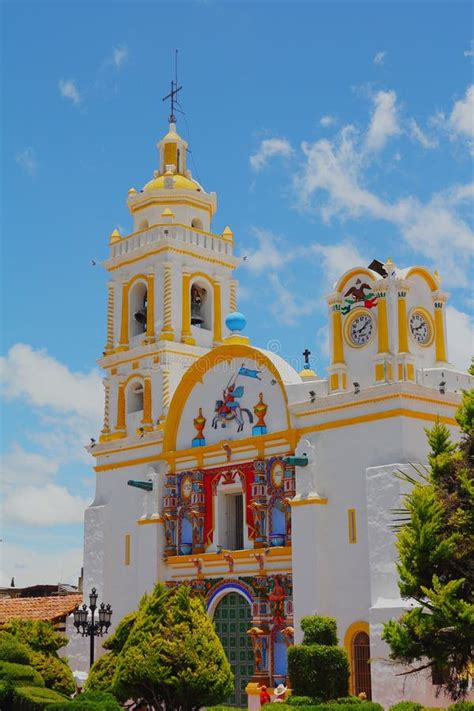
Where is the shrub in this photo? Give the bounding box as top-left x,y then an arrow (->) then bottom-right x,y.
49,690 -> 122,710
448,704 -> 474,711
11,685 -> 68,710
301,616 -> 338,646
0,632 -> 31,665
288,643 -> 350,701
84,652 -> 117,693
287,696 -> 322,706
3,619 -> 67,655
0,661 -> 44,688
334,698 -> 363,704
29,651 -> 75,696
389,703 -> 424,711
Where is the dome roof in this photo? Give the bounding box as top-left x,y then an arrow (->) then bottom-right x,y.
142,173 -> 202,192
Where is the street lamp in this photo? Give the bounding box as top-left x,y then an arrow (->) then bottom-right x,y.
73,588 -> 113,667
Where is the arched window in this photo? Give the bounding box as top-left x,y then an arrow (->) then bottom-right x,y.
272,628 -> 288,688
138,218 -> 149,231
352,631 -> 372,699
179,513 -> 193,555
127,382 -> 144,413
130,282 -> 148,336
191,217 -> 203,230
270,499 -> 286,545
190,280 -> 212,331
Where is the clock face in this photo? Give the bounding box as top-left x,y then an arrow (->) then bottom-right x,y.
348,312 -> 374,347
409,310 -> 432,346
271,461 -> 285,489
181,476 -> 193,500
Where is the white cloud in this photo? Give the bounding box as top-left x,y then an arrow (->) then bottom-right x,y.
373,51 -> 386,66
464,40 -> 474,58
1,445 -> 59,486
268,273 -> 318,326
58,79 -> 81,105
0,542 -> 83,587
0,343 -> 103,422
250,137 -> 293,171
112,44 -> 128,68
3,483 -> 90,527
409,119 -> 438,149
320,115 -> 335,127
310,240 -> 366,288
449,84 -> 474,139
16,147 -> 38,178
445,306 -> 474,372
365,90 -> 401,152
241,227 -> 300,273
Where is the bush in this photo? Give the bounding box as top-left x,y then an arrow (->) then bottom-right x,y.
11,685 -> 68,710
49,690 -> 122,710
448,704 -> 474,711
301,616 -> 338,646
84,652 -> 117,693
0,661 -> 44,688
334,698 -> 363,704
30,651 -> 75,696
0,632 -> 31,665
287,697 -> 322,706
389,703 -> 424,711
288,643 -> 350,701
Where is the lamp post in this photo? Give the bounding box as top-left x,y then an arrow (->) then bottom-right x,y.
73,588 -> 113,667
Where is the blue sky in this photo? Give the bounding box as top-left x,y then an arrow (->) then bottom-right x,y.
1,0 -> 473,585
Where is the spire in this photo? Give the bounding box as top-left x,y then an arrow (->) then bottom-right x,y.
162,49 -> 182,125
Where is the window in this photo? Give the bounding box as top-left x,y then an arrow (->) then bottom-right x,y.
348,508 -> 357,544
221,494 -> 244,551
179,513 -> 193,555
352,631 -> 372,698
190,281 -> 212,330
127,382 -> 144,413
130,282 -> 148,336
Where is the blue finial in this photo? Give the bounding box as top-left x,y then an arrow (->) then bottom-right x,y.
225,312 -> 247,333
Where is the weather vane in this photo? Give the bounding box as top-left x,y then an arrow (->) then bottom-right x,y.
162,49 -> 182,124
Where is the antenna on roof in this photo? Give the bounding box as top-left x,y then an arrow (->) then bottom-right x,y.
162,49 -> 182,124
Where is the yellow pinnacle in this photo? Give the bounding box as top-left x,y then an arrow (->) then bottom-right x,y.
109,228 -> 121,244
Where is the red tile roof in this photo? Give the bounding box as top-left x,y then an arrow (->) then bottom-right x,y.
0,594 -> 83,623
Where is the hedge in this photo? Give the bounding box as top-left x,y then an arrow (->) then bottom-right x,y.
49,690 -> 123,710
0,661 -> 44,688
288,698 -> 322,707
300,617 -> 338,646
389,703 -> 424,711
448,703 -> 474,711
288,644 -> 350,700
29,651 -> 75,696
11,685 -> 69,710
0,633 -> 32,665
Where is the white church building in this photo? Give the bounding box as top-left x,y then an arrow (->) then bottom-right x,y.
67,115 -> 471,708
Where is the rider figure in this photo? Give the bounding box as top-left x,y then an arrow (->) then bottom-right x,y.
221,383 -> 238,415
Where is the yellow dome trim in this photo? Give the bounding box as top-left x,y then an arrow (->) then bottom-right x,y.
142,174 -> 201,192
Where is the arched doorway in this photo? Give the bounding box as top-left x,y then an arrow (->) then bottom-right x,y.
352,631 -> 372,699
213,592 -> 254,707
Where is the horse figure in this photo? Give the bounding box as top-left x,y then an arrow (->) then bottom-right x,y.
212,399 -> 254,432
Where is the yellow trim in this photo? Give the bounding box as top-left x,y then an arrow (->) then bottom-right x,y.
295,391 -> 459,418
344,308 -> 376,349
406,266 -> 437,291
137,516 -> 163,525
348,508 -> 357,543
143,377 -> 152,425
181,273 -> 195,344
108,245 -> 235,273
161,262 -> 174,340
408,306 -> 435,348
407,363 -> 415,381
376,292 -> 389,353
336,268 -> 376,294
105,284 -> 115,353
299,407 -> 457,436
115,222 -> 228,245
344,621 -> 370,695
330,373 -> 339,391
434,302 -> 447,363
230,280 -> 237,312
398,363 -> 404,380
124,534 -> 131,566
331,307 -> 344,364
167,546 -> 292,566
289,496 -> 328,507
101,348 -> 200,370
213,280 -> 222,343
387,362 -> 393,380
130,198 -> 213,218
146,273 -> 155,341
162,344 -> 292,454
116,382 -> 126,431
375,363 -> 385,382
397,292 -> 409,354
119,282 -> 130,347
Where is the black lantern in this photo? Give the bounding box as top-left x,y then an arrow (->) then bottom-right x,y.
73,589 -> 113,667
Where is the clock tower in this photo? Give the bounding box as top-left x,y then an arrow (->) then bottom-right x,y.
327,261 -> 449,392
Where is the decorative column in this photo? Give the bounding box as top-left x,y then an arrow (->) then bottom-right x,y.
213,280 -> 223,344
230,280 -> 237,312
433,291 -> 448,364
118,282 -> 130,351
181,272 -> 195,345
374,283 -> 392,383
160,263 -> 175,341
395,282 -> 414,381
100,380 -> 111,438
115,381 -> 126,433
251,459 -> 269,548
161,368 -> 171,417
141,376 -> 153,430
247,626 -> 271,689
104,283 -> 115,354
145,273 -> 156,343
327,294 -> 347,392
163,469 -> 178,556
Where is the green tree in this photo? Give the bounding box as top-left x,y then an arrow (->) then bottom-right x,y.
89,582 -> 233,710
288,616 -> 350,701
382,388 -> 474,700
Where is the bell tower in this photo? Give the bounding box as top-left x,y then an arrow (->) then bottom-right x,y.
99,117 -> 240,443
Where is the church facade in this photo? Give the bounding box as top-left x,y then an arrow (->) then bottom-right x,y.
69,118 -> 471,708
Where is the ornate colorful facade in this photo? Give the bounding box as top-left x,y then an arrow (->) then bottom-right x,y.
67,115 -> 472,709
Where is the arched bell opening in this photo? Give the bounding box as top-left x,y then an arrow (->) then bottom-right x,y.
190,279 -> 212,331
130,281 -> 148,337
191,217 -> 203,230
125,379 -> 144,433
